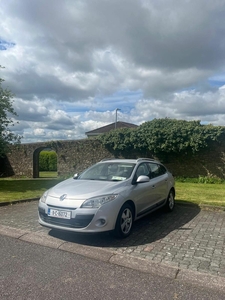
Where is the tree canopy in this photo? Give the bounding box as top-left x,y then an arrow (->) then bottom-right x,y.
99,118 -> 225,155
0,66 -> 21,157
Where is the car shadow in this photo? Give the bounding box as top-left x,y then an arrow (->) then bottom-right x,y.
48,202 -> 201,248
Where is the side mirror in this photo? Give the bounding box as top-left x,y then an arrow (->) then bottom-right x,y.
73,173 -> 79,179
136,175 -> 150,183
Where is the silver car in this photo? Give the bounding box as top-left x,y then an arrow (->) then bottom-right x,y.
38,158 -> 175,238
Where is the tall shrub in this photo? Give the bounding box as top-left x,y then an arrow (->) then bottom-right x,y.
39,150 -> 57,171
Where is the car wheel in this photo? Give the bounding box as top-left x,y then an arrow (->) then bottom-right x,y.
114,203 -> 133,238
165,189 -> 175,212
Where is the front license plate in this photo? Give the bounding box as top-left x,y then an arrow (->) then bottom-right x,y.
48,208 -> 71,219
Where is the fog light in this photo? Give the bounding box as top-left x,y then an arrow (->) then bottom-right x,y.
95,218 -> 107,227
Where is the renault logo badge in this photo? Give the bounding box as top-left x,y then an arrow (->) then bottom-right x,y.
59,194 -> 67,201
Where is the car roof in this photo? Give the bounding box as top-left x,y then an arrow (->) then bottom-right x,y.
100,158 -> 159,164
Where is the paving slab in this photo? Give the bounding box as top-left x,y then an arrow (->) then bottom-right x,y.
1,200 -> 225,288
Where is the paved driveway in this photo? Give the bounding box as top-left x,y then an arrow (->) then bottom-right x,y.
0,201 -> 225,279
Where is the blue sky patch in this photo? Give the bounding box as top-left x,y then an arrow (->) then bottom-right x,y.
0,39 -> 15,50
208,73 -> 225,87
94,89 -> 143,112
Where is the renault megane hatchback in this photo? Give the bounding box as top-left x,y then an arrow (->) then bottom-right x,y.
38,158 -> 175,238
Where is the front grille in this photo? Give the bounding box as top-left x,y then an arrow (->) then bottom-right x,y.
39,210 -> 94,228
47,204 -> 77,210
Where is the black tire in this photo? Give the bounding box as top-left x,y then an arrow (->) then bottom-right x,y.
114,203 -> 134,238
165,189 -> 175,212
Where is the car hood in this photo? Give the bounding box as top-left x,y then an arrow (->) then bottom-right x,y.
48,178 -> 127,199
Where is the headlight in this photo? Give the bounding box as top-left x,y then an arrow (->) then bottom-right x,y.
40,190 -> 49,203
81,194 -> 118,208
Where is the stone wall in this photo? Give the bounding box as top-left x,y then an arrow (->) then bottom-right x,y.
1,139 -> 113,178
1,138 -> 225,179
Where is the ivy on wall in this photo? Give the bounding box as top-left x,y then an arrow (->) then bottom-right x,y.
99,118 -> 225,155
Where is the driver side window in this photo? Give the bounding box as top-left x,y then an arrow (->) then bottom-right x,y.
136,163 -> 149,178
148,163 -> 166,178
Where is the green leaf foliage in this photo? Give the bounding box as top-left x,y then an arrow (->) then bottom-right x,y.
0,66 -> 21,157
99,118 -> 225,155
99,128 -> 138,151
39,151 -> 57,171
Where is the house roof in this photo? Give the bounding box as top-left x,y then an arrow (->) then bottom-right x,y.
85,121 -> 138,136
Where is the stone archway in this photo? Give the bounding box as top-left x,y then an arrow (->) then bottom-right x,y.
33,147 -> 46,178
33,147 -> 58,178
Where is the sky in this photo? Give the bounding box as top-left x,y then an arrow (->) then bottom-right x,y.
1,0 -> 225,144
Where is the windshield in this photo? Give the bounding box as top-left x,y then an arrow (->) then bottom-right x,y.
79,162 -> 135,181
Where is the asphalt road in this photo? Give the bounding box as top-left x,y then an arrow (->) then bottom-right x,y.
1,235 -> 225,300
1,200 -> 225,278
1,200 -> 225,297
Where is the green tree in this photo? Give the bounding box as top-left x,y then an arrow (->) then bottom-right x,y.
0,66 -> 20,157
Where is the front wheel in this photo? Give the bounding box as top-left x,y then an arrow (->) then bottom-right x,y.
165,189 -> 175,212
114,203 -> 133,238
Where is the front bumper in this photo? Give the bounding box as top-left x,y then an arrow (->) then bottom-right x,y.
39,207 -> 95,228
38,201 -> 119,233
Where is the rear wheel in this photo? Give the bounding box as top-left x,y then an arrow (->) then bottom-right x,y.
165,189 -> 175,212
114,203 -> 133,238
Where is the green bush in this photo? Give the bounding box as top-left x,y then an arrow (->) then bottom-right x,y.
197,175 -> 224,184
99,118 -> 225,156
39,150 -> 57,171
175,176 -> 225,184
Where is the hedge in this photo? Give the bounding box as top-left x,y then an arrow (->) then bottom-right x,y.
39,150 -> 57,171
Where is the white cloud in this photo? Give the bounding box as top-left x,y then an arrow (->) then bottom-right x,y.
1,0 -> 225,143
34,128 -> 46,136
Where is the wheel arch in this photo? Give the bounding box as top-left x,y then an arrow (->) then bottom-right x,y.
113,200 -> 136,238
123,200 -> 136,219
170,187 -> 175,198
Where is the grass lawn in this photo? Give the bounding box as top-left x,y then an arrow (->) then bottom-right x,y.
0,178 -> 63,203
0,177 -> 225,207
175,182 -> 225,207
39,171 -> 58,178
